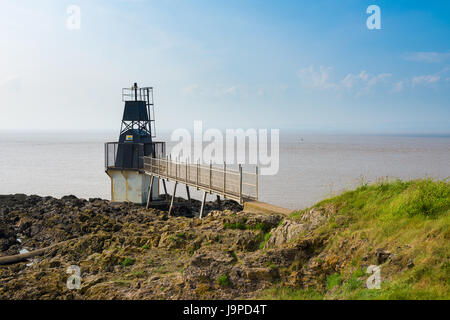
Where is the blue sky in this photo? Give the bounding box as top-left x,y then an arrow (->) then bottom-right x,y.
0,0 -> 449,134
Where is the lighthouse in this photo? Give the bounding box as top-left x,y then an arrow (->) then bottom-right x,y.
105,83 -> 165,204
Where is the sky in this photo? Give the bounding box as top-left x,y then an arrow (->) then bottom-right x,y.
0,0 -> 449,134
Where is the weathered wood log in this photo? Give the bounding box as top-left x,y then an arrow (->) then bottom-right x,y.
0,247 -> 49,265
0,239 -> 75,265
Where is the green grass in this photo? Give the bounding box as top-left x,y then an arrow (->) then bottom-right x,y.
223,217 -> 273,233
130,270 -> 146,278
121,257 -> 135,267
223,221 -> 247,230
326,273 -> 342,290
259,232 -> 272,250
260,287 -> 323,300
260,178 -> 450,300
176,232 -> 186,239
217,274 -> 230,287
224,217 -> 273,251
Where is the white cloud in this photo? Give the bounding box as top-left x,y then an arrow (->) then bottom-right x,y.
181,84 -> 199,96
391,67 -> 449,91
342,71 -> 369,89
299,64 -> 450,96
412,75 -> 441,86
222,86 -> 237,96
411,67 -> 449,86
298,66 -> 391,96
297,65 -> 337,90
403,51 -> 450,63
391,81 -> 404,93
367,73 -> 391,86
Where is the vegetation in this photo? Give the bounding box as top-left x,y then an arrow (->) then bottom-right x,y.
326,273 -> 343,290
224,216 -> 273,250
1,179 -> 447,300
223,219 -> 248,230
217,274 -> 230,287
121,257 -> 135,267
259,232 -> 272,249
261,178 -> 450,300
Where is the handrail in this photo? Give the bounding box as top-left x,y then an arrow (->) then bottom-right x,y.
142,156 -> 258,204
105,141 -> 166,171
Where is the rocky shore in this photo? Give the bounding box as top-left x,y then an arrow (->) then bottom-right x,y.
0,193 -> 337,299
1,179 -> 448,300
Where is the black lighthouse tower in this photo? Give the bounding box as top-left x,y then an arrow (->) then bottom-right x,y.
115,83 -> 156,169
105,83 -> 165,204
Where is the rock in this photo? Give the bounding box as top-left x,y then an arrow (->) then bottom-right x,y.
0,222 -> 16,252
243,267 -> 278,281
183,250 -> 236,290
266,207 -> 334,249
14,194 -> 27,202
234,230 -> 262,251
245,214 -> 281,231
81,274 -> 106,294
265,220 -> 308,248
300,207 -> 330,228
0,194 -> 339,300
61,195 -> 78,201
375,249 -> 391,264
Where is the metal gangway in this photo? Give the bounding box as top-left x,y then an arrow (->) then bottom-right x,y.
143,157 -> 258,217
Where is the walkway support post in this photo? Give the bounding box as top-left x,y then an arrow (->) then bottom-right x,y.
196,160 -> 199,190
256,166 -> 259,201
162,179 -> 168,196
239,164 -> 243,204
186,185 -> 191,204
209,160 -> 212,193
168,181 -> 178,216
146,175 -> 154,209
216,195 -> 221,208
199,190 -> 207,219
223,162 -> 226,195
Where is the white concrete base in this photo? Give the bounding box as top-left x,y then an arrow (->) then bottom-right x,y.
106,169 -> 159,204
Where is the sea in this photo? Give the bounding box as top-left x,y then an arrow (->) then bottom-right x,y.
0,130 -> 449,210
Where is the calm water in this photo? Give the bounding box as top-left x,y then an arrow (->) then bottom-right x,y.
0,131 -> 449,210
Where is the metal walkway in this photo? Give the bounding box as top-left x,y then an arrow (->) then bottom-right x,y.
143,157 -> 258,217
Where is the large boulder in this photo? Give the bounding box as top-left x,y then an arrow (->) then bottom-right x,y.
266,207 -> 335,248
265,220 -> 308,248
183,248 -> 236,293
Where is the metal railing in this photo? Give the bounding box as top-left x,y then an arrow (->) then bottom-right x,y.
105,141 -> 166,170
122,86 -> 156,138
143,156 -> 258,204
